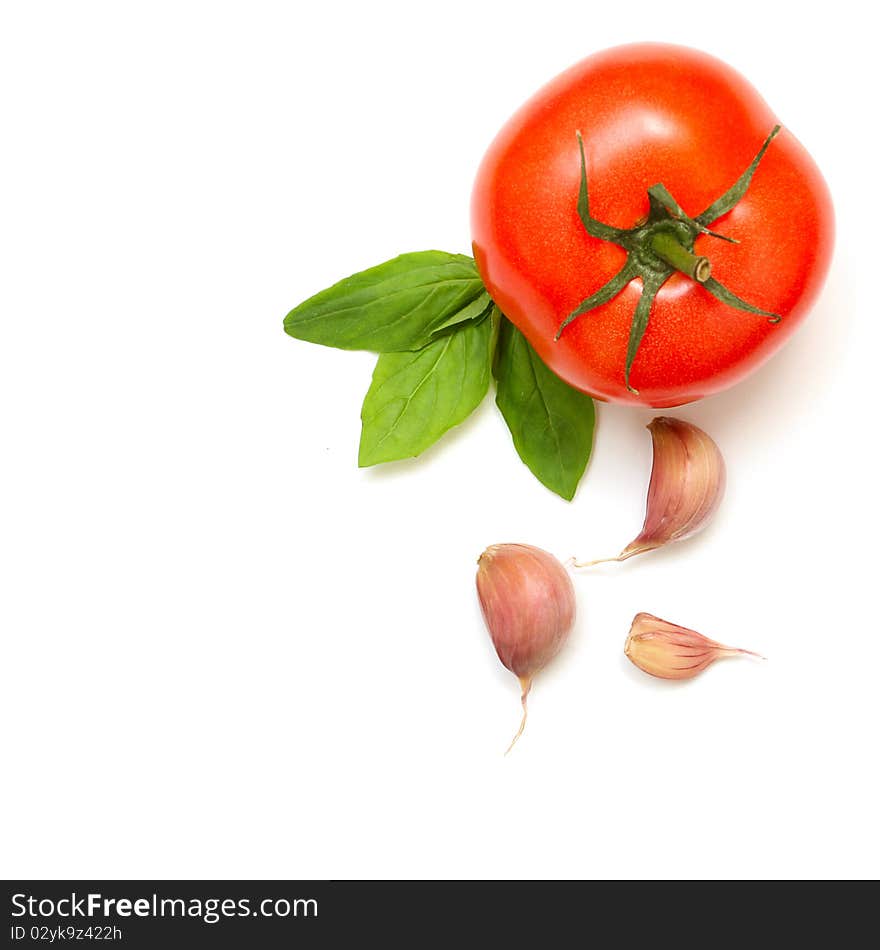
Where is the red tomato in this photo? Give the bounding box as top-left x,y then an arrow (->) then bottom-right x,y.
470,43 -> 834,406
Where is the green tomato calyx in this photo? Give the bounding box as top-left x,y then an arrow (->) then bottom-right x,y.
555,125 -> 782,394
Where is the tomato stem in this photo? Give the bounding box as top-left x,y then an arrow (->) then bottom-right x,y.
557,124 -> 783,390
649,232 -> 711,282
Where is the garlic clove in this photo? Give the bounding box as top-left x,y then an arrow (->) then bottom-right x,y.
624,612 -> 763,680
477,543 -> 575,678
576,416 -> 725,567
476,543 -> 575,753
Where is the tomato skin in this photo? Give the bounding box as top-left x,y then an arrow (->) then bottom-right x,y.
471,43 -> 834,406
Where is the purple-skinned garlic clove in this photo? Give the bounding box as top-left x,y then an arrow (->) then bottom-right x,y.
624,612 -> 763,680
577,416 -> 725,567
476,543 -> 575,754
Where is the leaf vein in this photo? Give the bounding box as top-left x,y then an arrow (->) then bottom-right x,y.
369,336 -> 454,449
524,347 -> 569,479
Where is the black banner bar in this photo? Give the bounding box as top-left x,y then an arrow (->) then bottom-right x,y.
2,880 -> 867,948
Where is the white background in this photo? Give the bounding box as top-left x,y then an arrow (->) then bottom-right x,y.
2,1 -> 876,880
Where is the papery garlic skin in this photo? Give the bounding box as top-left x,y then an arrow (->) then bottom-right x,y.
625,612 -> 760,680
575,417 -> 725,568
625,417 -> 725,558
477,544 -> 574,677
476,543 -> 575,752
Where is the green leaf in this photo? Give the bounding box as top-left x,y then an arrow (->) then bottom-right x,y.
428,290 -> 492,337
493,318 -> 595,500
358,316 -> 492,466
284,251 -> 486,353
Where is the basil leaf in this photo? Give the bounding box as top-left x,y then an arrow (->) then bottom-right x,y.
428,290 -> 492,337
284,251 -> 486,353
493,318 -> 595,500
358,316 -> 492,466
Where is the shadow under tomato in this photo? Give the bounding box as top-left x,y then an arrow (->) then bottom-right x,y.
676,259 -> 852,444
